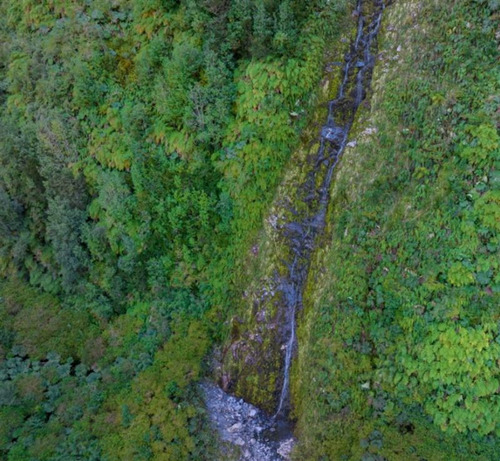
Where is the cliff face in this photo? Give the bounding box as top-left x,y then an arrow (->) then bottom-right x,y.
221,0 -> 499,459
220,0 -> 383,414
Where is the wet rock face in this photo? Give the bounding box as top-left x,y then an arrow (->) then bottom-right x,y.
201,382 -> 294,461
220,282 -> 285,414
321,125 -> 346,145
220,0 -> 386,424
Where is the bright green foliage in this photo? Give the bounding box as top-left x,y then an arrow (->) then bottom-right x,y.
399,323 -> 500,436
1,0 -> 497,458
293,0 -> 500,459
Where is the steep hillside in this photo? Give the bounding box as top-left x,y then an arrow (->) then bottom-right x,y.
0,0 -> 352,459
0,0 -> 498,460
220,0 -> 384,416
292,0 -> 499,459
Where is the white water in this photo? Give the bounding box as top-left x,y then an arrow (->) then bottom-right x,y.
273,257 -> 298,419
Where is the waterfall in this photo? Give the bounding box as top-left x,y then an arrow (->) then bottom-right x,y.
273,0 -> 386,420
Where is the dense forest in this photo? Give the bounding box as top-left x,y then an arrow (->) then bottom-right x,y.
0,0 -> 498,460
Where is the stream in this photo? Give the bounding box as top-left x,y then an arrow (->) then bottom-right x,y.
203,1 -> 386,458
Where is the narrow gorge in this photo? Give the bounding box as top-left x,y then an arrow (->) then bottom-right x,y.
204,0 -> 387,458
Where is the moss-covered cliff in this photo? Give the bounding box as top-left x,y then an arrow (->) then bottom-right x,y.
222,0 -> 498,458
219,3 -> 362,414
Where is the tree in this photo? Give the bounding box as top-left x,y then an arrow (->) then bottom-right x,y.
251,0 -> 274,57
273,0 -> 297,55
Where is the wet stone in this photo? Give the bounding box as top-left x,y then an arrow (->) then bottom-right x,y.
277,439 -> 294,459
321,125 -> 345,144
229,423 -> 243,433
201,382 -> 295,460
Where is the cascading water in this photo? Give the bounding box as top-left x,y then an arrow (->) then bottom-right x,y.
204,1 -> 386,458
273,0 -> 386,420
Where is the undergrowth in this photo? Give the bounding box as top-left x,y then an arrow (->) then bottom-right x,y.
294,0 -> 499,459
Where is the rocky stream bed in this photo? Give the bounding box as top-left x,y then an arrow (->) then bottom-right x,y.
201,382 -> 294,461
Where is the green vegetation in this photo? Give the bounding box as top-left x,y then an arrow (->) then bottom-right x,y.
293,0 -> 500,459
0,0 -> 351,459
220,13 -> 357,412
1,0 -> 498,459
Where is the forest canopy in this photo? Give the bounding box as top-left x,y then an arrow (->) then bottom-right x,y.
0,0 -> 351,459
